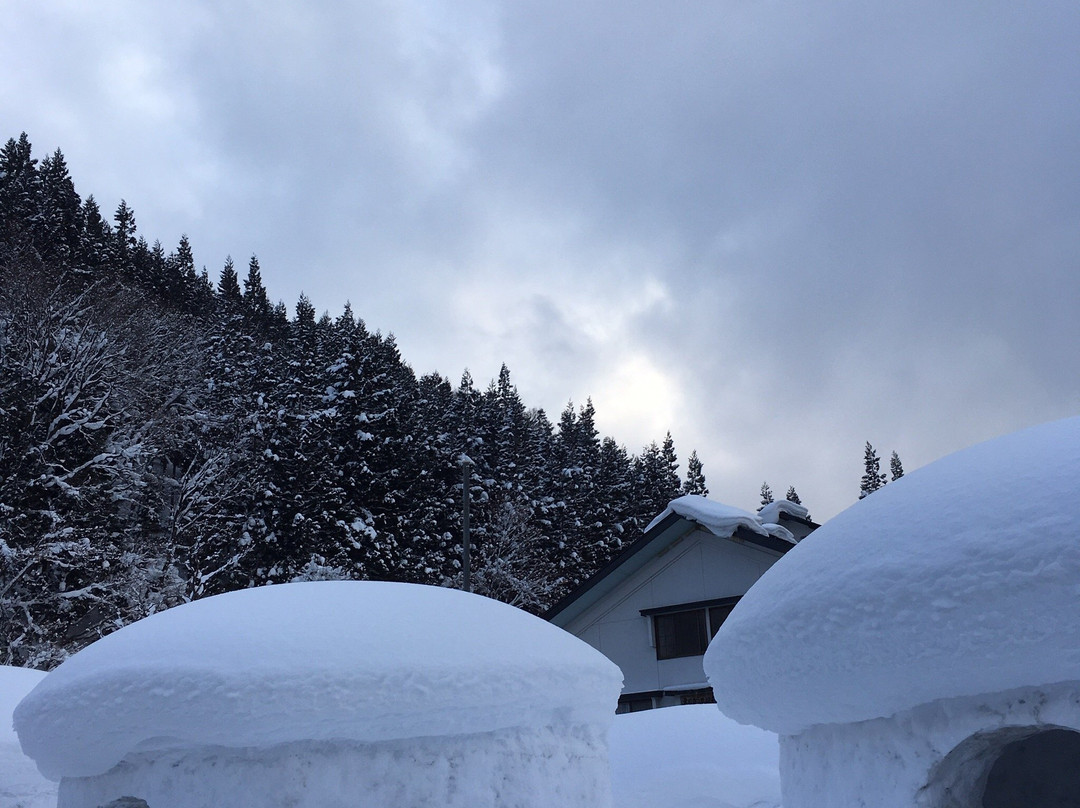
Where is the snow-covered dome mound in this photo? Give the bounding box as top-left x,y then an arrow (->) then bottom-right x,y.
705,416 -> 1080,736
1,665 -> 45,746
16,581 -> 622,780
1,666 -> 56,808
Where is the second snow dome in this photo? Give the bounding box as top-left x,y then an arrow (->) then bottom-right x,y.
705,415 -> 1080,736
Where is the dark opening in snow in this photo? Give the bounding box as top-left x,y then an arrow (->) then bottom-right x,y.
982,729 -> 1080,808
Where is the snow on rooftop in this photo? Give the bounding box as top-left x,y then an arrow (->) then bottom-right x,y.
15,581 -> 622,780
756,499 -> 810,525
706,416 -> 1080,735
645,495 -> 798,544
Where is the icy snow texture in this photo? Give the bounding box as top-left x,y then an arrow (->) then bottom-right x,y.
646,495 -> 796,543
0,666 -> 56,808
779,680 -> 1080,808
706,415 -> 1080,735
15,581 -> 623,780
57,725 -> 612,808
609,705 -> 781,808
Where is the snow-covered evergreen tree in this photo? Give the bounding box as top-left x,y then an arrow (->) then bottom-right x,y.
759,482 -> 774,508
36,149 -> 82,264
0,131 -> 714,657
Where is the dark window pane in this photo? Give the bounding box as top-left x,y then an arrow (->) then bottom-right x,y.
654,610 -> 708,659
708,604 -> 736,638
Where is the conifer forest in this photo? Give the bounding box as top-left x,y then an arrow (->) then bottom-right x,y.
0,133 -> 711,668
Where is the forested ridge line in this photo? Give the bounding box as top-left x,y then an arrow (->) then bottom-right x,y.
0,132 -> 710,667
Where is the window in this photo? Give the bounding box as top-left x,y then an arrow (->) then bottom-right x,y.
679,688 -> 716,706
708,604 -> 735,638
649,598 -> 740,660
616,695 -> 656,714
654,609 -> 708,660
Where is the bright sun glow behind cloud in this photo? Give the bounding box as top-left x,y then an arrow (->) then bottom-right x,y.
591,353 -> 684,450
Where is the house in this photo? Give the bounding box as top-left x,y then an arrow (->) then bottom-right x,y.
705,416 -> 1080,808
545,494 -> 816,713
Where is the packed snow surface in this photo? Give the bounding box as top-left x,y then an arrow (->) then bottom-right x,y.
706,415 -> 1080,735
608,705 -> 781,808
0,666 -> 56,808
56,726 -> 613,808
646,495 -> 796,543
15,581 -> 622,780
778,680 -> 1080,808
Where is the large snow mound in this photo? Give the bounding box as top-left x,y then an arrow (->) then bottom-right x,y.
1,665 -> 45,745
15,581 -> 622,780
646,495 -> 796,543
0,666 -> 56,808
706,415 -> 1080,735
608,705 -> 781,808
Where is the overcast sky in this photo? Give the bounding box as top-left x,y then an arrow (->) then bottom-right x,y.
6,0 -> 1080,521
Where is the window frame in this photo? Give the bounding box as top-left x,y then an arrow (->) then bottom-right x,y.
643,596 -> 741,661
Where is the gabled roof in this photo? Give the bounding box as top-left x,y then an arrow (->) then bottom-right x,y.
545,495 -> 818,627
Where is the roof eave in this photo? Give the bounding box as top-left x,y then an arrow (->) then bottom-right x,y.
544,513 -> 796,627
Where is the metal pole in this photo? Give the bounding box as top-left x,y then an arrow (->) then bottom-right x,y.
461,456 -> 471,592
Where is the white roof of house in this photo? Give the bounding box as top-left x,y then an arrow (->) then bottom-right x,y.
706,416 -> 1080,735
646,496 -> 803,544
15,581 -> 622,780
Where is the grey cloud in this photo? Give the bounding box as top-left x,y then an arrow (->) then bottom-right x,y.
5,0 -> 1080,519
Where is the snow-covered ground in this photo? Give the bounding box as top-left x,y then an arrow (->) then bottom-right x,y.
608,705 -> 781,808
3,662 -> 776,808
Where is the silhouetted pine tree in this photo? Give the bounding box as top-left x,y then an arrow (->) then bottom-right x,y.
860,442 -> 888,498
37,149 -> 81,264
242,254 -> 272,328
683,451 -> 708,496
0,134 -> 41,258
218,256 -> 242,307
890,451 -> 905,481
112,200 -> 137,273
78,196 -> 113,275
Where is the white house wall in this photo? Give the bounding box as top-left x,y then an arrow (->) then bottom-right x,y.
562,528 -> 783,696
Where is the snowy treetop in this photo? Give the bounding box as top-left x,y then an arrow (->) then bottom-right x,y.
15,582 -> 622,780
645,495 -> 798,544
706,416 -> 1080,735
